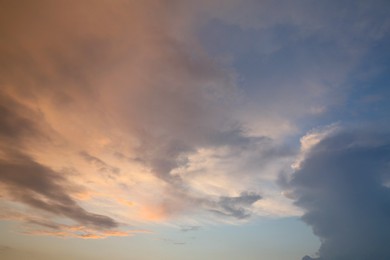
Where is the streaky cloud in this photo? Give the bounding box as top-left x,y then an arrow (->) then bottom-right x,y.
0,151 -> 118,229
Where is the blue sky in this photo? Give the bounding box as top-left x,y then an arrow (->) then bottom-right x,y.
0,218 -> 319,260
1,1 -> 390,260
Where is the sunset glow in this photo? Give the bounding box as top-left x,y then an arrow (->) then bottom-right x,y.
1,1 -> 390,260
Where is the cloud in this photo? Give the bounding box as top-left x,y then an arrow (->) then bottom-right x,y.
80,151 -> 120,175
0,87 -> 119,234
286,128 -> 390,260
302,256 -> 321,260
23,220 -> 150,239
3,0 -> 388,241
208,192 -> 262,219
180,225 -> 201,232
0,0 -> 286,235
0,151 -> 118,229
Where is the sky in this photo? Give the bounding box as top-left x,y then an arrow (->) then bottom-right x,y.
0,1 -> 390,260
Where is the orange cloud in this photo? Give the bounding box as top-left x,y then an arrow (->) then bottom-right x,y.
139,205 -> 169,222
0,0 -> 300,240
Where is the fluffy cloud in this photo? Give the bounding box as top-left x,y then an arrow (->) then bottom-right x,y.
286,128 -> 390,260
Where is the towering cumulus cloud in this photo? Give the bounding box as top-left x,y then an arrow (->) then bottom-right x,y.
288,128 -> 390,260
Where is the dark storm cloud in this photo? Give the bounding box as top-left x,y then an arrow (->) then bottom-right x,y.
0,151 -> 118,229
287,130 -> 390,260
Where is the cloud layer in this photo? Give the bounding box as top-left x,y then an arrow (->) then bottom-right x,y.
0,0 -> 289,238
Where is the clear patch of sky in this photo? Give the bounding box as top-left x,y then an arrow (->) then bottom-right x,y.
299,33 -> 390,131
198,18 -> 346,94
0,217 -> 319,260
198,16 -> 390,137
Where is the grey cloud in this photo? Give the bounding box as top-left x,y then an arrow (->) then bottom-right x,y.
180,225 -> 201,232
302,256 -> 321,260
0,89 -> 118,229
208,127 -> 262,148
287,130 -> 390,260
28,219 -> 63,230
209,192 -> 262,219
160,238 -> 187,246
0,104 -> 36,140
139,128 -> 272,187
149,187 -> 262,222
0,93 -> 42,144
0,151 -> 118,229
80,151 -> 120,175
